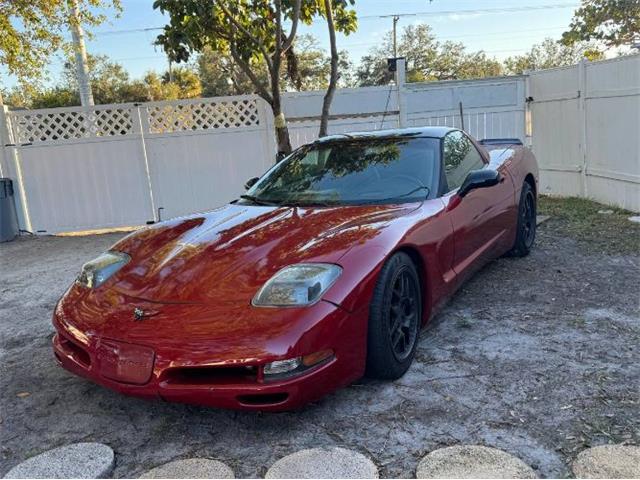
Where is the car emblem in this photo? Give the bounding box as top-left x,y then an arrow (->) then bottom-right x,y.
133,307 -> 159,321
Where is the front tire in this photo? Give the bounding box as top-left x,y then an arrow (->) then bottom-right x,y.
508,181 -> 536,257
366,252 -> 421,380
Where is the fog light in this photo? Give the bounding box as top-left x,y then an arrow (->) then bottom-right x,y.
263,357 -> 302,375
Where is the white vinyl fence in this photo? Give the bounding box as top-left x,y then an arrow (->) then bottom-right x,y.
0,96 -> 275,233
284,74 -> 526,149
529,54 -> 640,212
0,55 -> 637,234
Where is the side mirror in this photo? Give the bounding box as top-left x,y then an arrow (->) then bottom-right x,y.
244,177 -> 259,190
458,169 -> 501,198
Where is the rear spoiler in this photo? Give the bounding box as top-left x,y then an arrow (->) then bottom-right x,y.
479,138 -> 523,146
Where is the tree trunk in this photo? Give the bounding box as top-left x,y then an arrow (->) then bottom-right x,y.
319,0 -> 338,138
271,4 -> 293,160
275,122 -> 292,159
272,92 -> 292,158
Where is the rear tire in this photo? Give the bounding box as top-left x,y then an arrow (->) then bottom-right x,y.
366,252 -> 421,380
508,181 -> 536,257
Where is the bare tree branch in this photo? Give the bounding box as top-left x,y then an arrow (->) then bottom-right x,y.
281,0 -> 302,54
230,42 -> 273,104
271,0 -> 283,97
218,1 -> 275,75
319,0 -> 338,137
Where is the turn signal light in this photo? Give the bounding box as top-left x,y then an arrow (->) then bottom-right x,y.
263,350 -> 335,380
302,349 -> 334,367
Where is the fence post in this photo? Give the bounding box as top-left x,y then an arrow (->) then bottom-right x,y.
0,108 -> 31,232
578,58 -> 589,197
0,106 -> 10,178
524,72 -> 533,148
132,104 -> 158,222
256,96 -> 277,164
396,58 -> 408,128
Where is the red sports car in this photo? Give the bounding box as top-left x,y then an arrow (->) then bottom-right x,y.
53,127 -> 538,411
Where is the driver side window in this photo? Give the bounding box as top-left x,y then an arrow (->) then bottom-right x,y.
443,131 -> 485,191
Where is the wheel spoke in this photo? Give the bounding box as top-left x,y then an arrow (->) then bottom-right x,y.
390,312 -> 401,333
403,312 -> 415,328
392,328 -> 403,348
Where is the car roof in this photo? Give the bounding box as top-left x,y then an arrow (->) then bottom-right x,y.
314,126 -> 457,143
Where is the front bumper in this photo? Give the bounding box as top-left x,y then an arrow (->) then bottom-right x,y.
52,300 -> 368,411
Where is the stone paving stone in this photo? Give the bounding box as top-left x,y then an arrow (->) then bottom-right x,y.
265,447 -> 378,479
3,442 -> 114,479
416,445 -> 537,479
572,445 -> 640,479
139,458 -> 234,479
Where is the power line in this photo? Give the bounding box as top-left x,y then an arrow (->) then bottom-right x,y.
93,26 -> 163,36
89,2 -> 580,37
340,26 -> 569,49
364,3 -> 580,20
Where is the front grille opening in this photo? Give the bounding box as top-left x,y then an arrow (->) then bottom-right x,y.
162,365 -> 258,386
237,392 -> 289,406
59,336 -> 91,367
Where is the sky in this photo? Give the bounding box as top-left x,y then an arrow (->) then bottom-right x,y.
3,0 -> 583,89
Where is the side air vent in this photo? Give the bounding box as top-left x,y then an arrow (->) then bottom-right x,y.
479,138 -> 523,146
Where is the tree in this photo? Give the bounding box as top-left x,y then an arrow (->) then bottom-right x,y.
153,0 -> 357,156
4,54 -> 201,109
287,35 -> 355,90
197,34 -> 354,97
162,67 -> 202,99
562,0 -> 640,48
0,0 -> 122,103
355,24 -> 502,86
63,54 -> 131,104
503,38 -> 604,74
198,46 -> 269,97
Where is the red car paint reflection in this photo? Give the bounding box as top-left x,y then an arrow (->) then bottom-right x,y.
53,127 -> 538,410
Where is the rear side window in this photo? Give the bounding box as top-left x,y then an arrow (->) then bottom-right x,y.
443,131 -> 485,191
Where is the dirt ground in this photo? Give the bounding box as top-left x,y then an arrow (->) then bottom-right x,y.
1,197 -> 638,478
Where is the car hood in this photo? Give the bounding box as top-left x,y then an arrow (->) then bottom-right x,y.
106,202 -> 419,304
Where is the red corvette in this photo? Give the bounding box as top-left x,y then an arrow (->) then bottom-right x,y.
53,127 -> 538,411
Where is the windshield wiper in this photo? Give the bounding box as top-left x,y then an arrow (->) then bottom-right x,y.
276,199 -> 338,208
366,185 -> 431,204
239,194 -> 280,206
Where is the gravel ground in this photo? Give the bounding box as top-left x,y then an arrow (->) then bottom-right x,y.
1,201 -> 638,478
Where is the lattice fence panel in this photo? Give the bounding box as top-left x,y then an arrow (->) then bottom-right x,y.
10,107 -> 134,144
146,98 -> 260,134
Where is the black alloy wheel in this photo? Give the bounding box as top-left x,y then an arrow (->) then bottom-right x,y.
366,252 -> 421,379
508,181 -> 536,257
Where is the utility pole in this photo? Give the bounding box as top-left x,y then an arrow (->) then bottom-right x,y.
69,0 -> 94,106
392,15 -> 399,57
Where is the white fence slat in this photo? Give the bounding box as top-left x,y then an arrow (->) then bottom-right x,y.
531,54 -> 640,211
6,95 -> 276,233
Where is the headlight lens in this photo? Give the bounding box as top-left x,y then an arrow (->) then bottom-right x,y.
252,263 -> 342,307
76,251 -> 130,289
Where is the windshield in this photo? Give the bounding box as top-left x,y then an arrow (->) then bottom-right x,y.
243,136 -> 440,206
